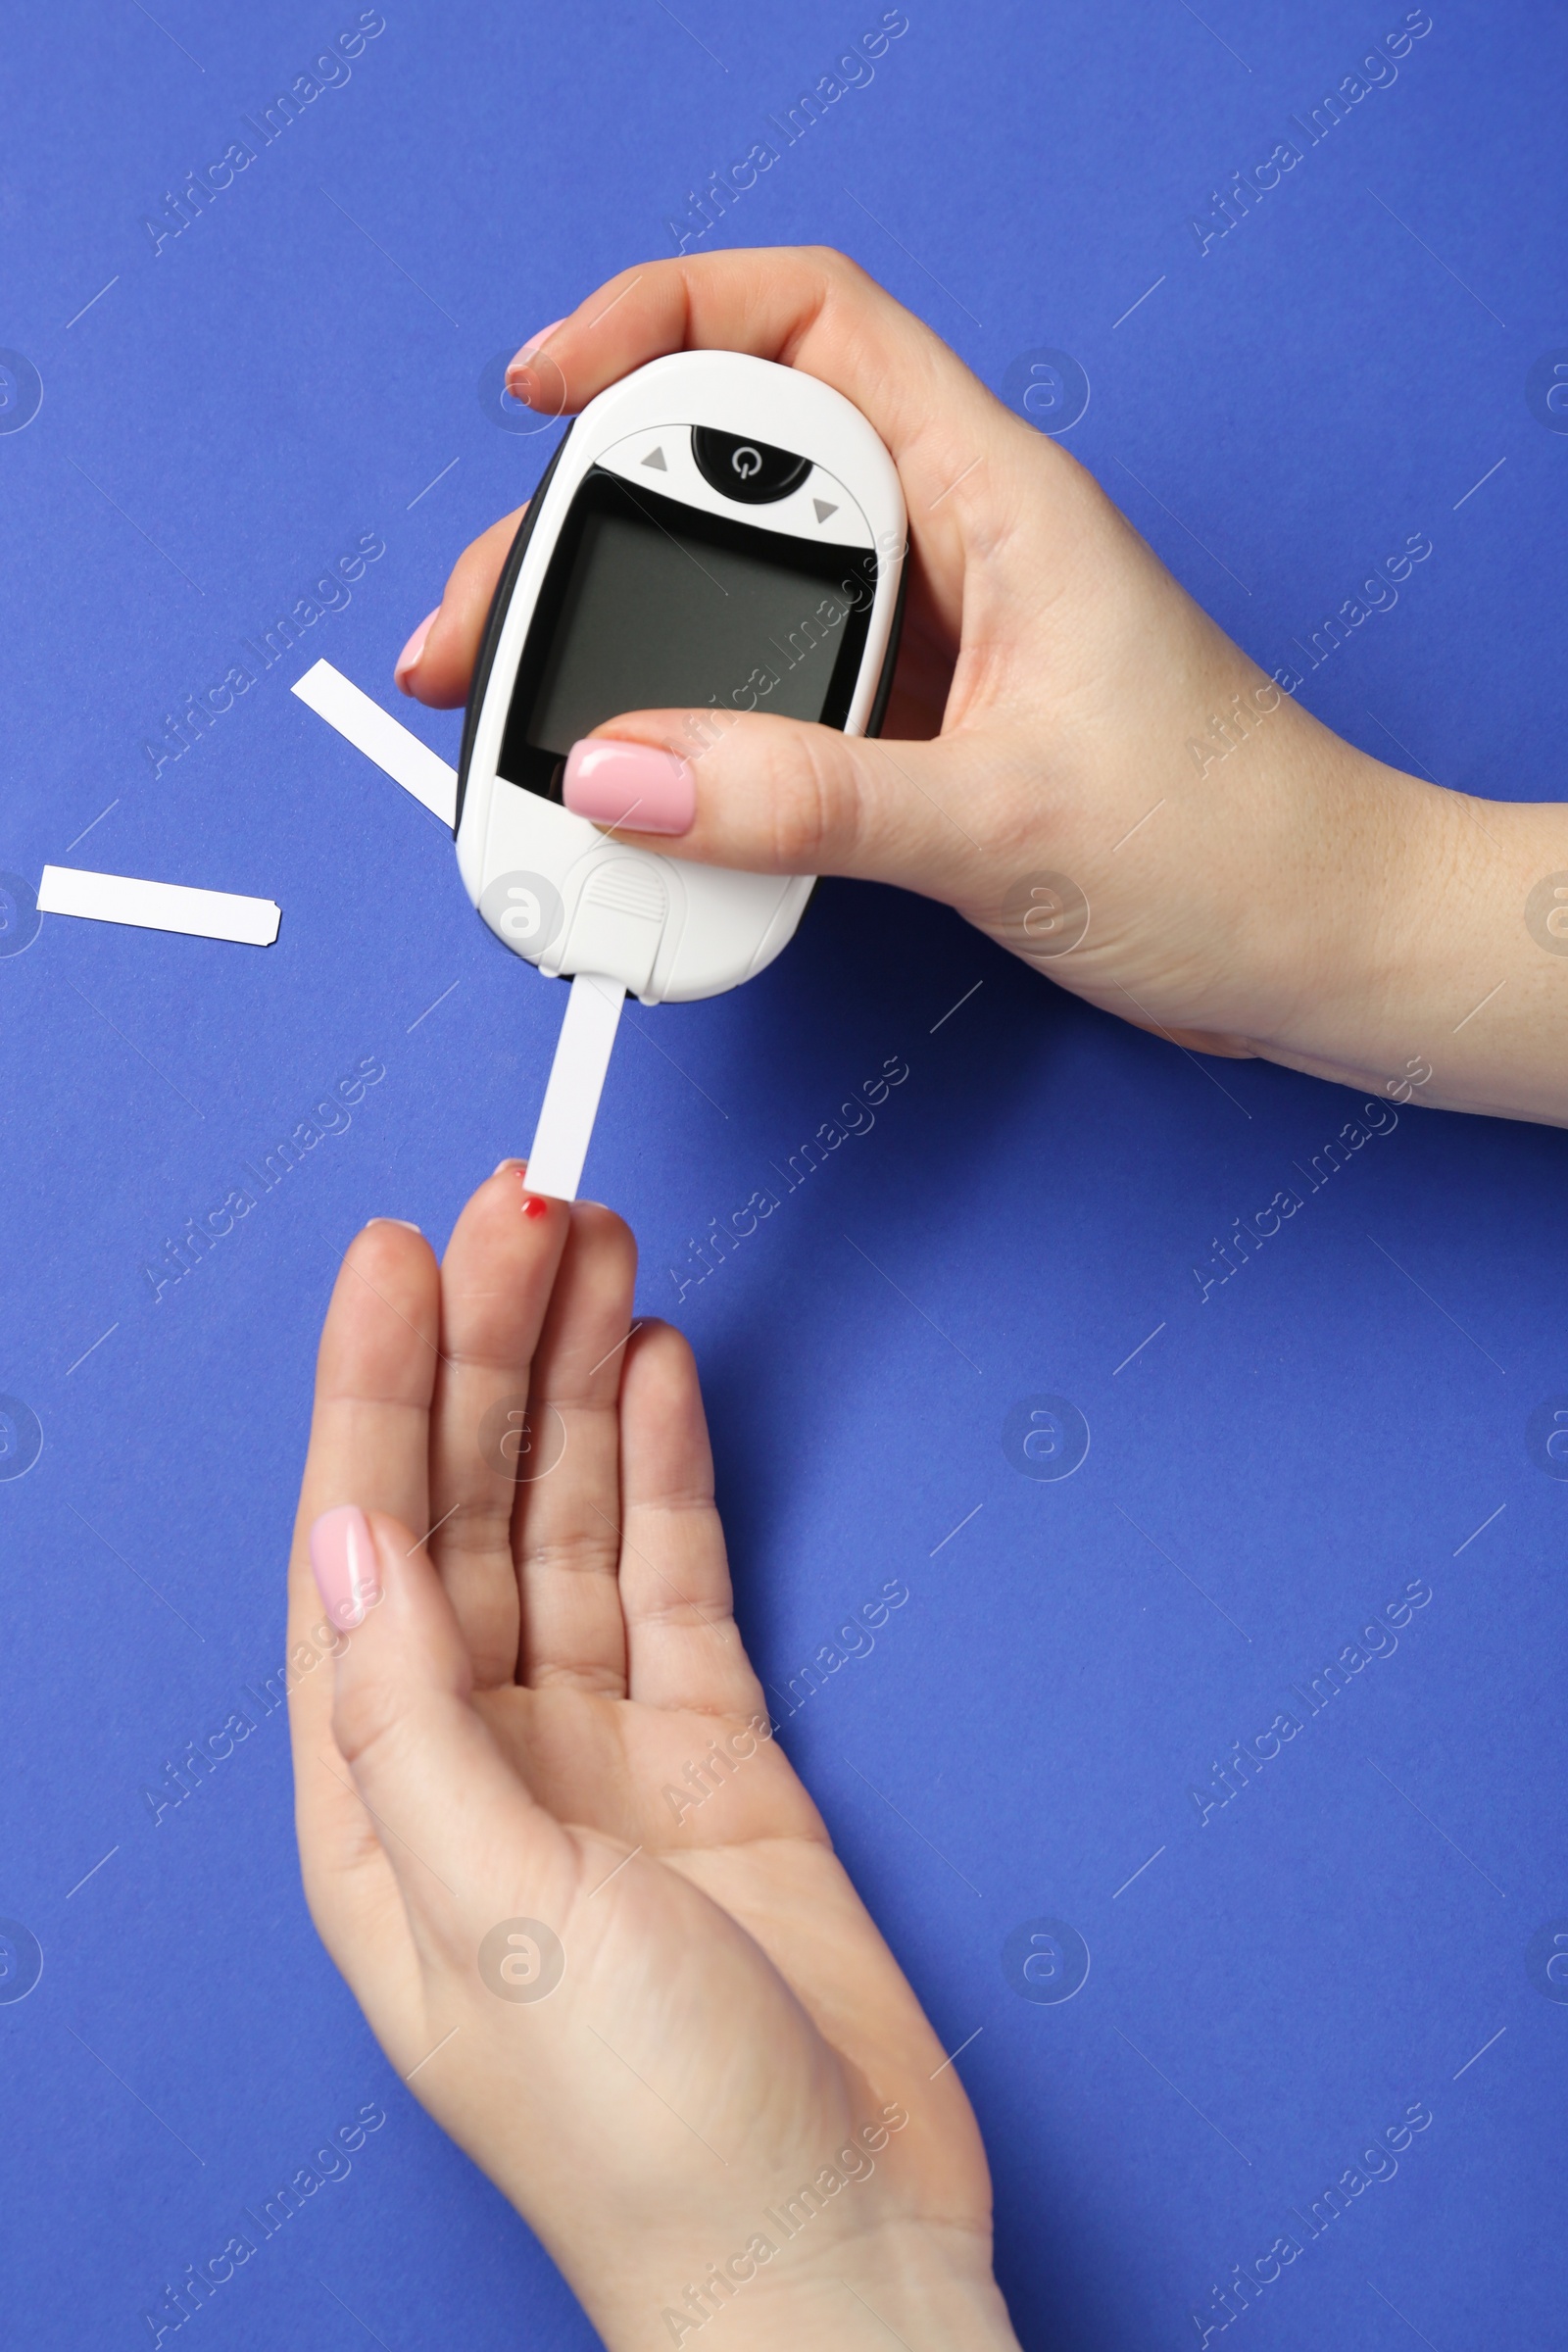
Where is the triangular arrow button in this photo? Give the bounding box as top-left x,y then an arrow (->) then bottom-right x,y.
812,498 -> 838,522
642,446 -> 667,469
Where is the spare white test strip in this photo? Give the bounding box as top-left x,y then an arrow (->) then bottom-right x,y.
524,974 -> 626,1200
291,659 -> 620,1199
292,658 -> 458,827
37,864 -> 280,946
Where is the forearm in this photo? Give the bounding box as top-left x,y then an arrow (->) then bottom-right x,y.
1025,510 -> 1568,1128
1246,733 -> 1568,1127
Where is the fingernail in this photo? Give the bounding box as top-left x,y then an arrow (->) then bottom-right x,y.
493,1157 -> 526,1176
563,739 -> 695,836
368,1217 -> 421,1234
394,609 -> 439,695
505,318 -> 566,390
310,1504 -> 383,1632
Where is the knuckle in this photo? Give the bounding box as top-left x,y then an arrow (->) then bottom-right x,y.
432,1498 -> 513,1553
330,1673 -> 407,1777
634,1581 -> 734,1635
524,1531 -> 620,1584
804,243 -> 864,289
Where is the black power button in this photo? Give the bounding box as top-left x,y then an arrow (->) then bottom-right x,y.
691,426 -> 811,504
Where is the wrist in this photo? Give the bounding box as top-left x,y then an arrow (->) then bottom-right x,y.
1235,714 -> 1447,1077
1243,733 -> 1568,1125
588,2215 -> 1019,2352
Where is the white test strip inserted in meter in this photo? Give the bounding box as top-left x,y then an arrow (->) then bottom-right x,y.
523,973 -> 625,1201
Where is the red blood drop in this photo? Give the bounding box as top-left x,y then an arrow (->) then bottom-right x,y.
522,1195 -> 549,1219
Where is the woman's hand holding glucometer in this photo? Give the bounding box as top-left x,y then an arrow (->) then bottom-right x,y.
289,1179 -> 1023,2351
402,246 -> 1567,1128
292,245 -> 1561,2348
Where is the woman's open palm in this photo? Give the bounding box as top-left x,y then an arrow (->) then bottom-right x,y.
286,1169 -> 1011,2347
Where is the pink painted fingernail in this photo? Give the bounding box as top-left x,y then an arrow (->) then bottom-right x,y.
394,609 -> 439,695
563,739 -> 695,835
505,318 -> 566,389
310,1504 -> 383,1631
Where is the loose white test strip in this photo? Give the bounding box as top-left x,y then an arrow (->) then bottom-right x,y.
292,658 -> 458,827
291,660 -> 618,1197
37,864 -> 280,946
524,974 -> 626,1200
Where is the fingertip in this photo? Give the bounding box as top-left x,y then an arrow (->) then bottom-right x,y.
322,1218 -> 439,1370
488,1158 -> 562,1222
622,1314 -> 701,1399
393,607 -> 440,696
567,1196 -> 638,1273
504,316 -> 568,398
441,1161 -> 574,1300
407,504 -> 528,709
623,1312 -> 681,1350
563,737 -> 695,835
350,1217 -> 433,1279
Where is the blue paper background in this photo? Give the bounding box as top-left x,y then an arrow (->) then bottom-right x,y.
2,2 -> 1565,2344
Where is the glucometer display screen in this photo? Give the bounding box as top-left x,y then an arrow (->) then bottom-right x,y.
536,512 -> 851,741
497,467 -> 877,801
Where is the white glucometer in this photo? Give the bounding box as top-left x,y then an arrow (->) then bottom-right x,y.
454,349 -> 907,1198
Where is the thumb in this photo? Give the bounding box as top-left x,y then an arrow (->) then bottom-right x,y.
310,1506 -> 575,1935
560,712 -> 992,902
